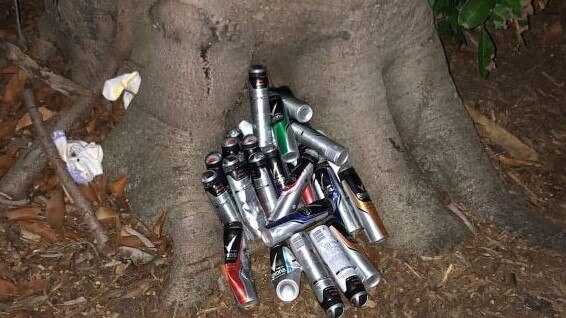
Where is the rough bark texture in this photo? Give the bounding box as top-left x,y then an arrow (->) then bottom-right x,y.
35,0 -> 566,308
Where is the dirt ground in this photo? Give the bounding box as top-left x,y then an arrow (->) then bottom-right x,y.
0,1 -> 564,317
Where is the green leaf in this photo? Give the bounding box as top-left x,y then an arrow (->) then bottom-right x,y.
432,0 -> 454,13
478,28 -> 496,78
498,0 -> 522,15
458,0 -> 496,29
491,3 -> 512,28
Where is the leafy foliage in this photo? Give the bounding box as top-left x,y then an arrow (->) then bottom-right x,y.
430,0 -> 544,78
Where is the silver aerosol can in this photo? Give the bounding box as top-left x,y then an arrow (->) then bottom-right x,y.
310,225 -> 369,307
326,217 -> 382,289
222,155 -> 267,240
270,243 -> 302,302
271,86 -> 313,123
290,122 -> 349,166
288,232 -> 344,318
338,164 -> 388,244
268,150 -> 318,222
201,170 -> 241,225
248,152 -> 278,216
261,198 -> 332,247
315,160 -> 361,233
242,134 -> 260,161
248,65 -> 273,148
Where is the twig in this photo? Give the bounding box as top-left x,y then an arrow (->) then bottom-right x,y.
0,40 -> 88,97
13,0 -> 28,50
0,191 -> 29,206
22,84 -> 110,253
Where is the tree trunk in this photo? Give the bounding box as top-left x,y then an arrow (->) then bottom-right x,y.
27,0 -> 566,308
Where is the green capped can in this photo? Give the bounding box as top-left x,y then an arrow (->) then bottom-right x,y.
270,93 -> 299,163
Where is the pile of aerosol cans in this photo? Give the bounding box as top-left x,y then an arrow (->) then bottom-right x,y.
201,65 -> 388,318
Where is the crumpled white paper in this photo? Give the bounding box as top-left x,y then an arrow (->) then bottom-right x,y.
52,130 -> 103,184
102,71 -> 141,109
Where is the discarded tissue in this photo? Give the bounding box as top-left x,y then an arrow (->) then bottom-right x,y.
102,71 -> 141,109
52,130 -> 103,184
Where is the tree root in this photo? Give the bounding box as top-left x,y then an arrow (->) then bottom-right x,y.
23,84 -> 110,253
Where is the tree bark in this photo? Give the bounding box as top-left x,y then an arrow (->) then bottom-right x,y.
27,0 -> 566,308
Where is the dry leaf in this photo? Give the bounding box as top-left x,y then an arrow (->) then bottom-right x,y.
497,154 -> 540,167
20,278 -> 47,297
16,107 -> 56,131
17,221 -> 57,242
3,70 -> 28,103
466,106 -> 539,161
116,247 -> 154,265
117,236 -> 146,249
91,175 -> 109,205
0,120 -> 17,141
0,154 -> 16,169
37,173 -> 59,193
96,206 -> 117,222
46,190 -> 65,231
96,206 -> 120,229
79,183 -> 99,204
152,208 -> 169,238
0,66 -> 19,74
110,175 -> 128,198
85,118 -> 97,134
0,279 -> 18,299
4,207 -> 42,221
542,21 -> 563,48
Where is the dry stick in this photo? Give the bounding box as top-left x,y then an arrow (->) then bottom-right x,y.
22,84 -> 110,252
13,0 -> 27,50
1,40 -> 88,97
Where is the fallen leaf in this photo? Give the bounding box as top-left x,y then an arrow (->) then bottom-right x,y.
123,226 -> 155,249
37,173 -> 59,193
110,175 -> 128,198
497,154 -> 540,167
95,206 -> 120,229
91,175 -> 109,204
20,278 -> 47,298
466,106 -> 539,161
4,207 -> 42,221
79,183 -> 99,204
152,208 -> 168,238
96,206 -> 118,222
0,66 -> 19,74
0,154 -> 16,169
17,221 -> 57,242
85,118 -> 97,134
542,21 -> 563,48
117,236 -> 146,249
46,190 -> 65,231
16,107 -> 56,131
116,247 -> 154,265
61,296 -> 87,306
0,279 -> 18,299
0,120 -> 17,141
3,70 -> 28,103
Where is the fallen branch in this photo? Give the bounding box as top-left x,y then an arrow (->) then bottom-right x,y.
465,105 -> 539,162
22,84 -> 110,253
0,94 -> 96,198
0,40 -> 88,97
